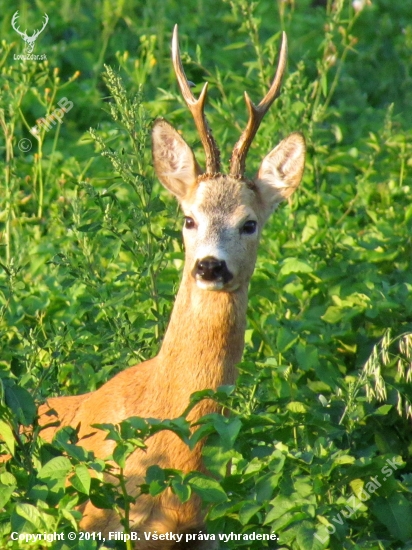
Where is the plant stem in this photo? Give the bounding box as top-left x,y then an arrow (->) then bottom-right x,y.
118,468 -> 133,550
0,110 -> 13,265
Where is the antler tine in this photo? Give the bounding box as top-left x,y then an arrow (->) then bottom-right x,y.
33,14 -> 49,39
11,11 -> 25,37
230,32 -> 288,177
172,25 -> 220,175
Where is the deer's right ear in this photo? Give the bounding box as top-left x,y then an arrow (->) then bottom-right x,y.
254,132 -> 306,215
152,119 -> 201,200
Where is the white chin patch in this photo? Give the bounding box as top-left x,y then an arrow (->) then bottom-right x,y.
196,278 -> 225,291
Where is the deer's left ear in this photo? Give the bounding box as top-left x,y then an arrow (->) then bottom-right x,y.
254,132 -> 305,214
152,118 -> 202,201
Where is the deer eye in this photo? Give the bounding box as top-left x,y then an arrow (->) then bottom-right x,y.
241,220 -> 257,234
184,216 -> 196,229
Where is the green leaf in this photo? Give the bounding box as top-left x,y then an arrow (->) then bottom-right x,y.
0,472 -> 16,485
269,511 -> 308,532
22,295 -> 49,315
154,417 -> 191,442
276,326 -> 299,353
89,477 -> 117,509
70,465 -> 91,495
38,456 -> 72,481
265,495 -> 306,524
0,420 -> 15,455
146,465 -> 165,484
188,474 -> 227,503
239,501 -> 262,525
286,401 -> 308,414
92,423 -> 121,441
295,343 -> 319,371
189,423 -> 215,448
0,485 -> 15,509
333,454 -> 355,465
55,440 -> 92,463
60,507 -> 79,531
373,404 -> 392,416
279,258 -> 313,276
77,222 -> 102,232
148,480 -> 167,496
0,472 -> 17,508
4,384 -> 36,426
256,472 -> 282,502
312,523 -> 330,548
321,306 -> 344,323
145,465 -> 167,496
223,41 -> 248,50
27,484 -> 48,502
203,435 -> 234,478
321,73 -> 328,97
372,494 -> 412,542
113,442 -> 134,468
212,416 -> 242,448
120,416 -> 149,437
172,480 -> 191,503
15,503 -> 44,530
296,521 -> 327,550
188,389 -> 216,407
294,477 -> 315,498
269,450 -> 286,474
208,501 -> 241,521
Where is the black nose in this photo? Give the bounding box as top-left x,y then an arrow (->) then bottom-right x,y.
195,256 -> 232,283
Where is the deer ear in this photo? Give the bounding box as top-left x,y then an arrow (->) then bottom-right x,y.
254,132 -> 305,214
152,118 -> 201,200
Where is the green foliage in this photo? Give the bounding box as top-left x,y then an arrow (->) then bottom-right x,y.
1,0 -> 412,548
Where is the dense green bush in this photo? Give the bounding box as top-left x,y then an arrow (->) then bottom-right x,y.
1,0 -> 412,548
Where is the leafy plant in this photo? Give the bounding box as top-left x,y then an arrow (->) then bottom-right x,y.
1,0 -> 412,548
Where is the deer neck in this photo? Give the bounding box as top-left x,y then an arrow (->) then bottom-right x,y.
156,265 -> 247,405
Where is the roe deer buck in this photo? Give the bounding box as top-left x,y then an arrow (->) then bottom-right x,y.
38,25 -> 305,549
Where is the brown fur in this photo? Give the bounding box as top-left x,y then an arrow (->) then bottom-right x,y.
38,114 -> 305,549
39,266 -> 246,548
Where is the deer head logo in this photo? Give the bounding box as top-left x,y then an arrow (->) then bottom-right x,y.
11,11 -> 49,54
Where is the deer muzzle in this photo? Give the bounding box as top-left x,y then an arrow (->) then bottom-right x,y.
193,256 -> 233,289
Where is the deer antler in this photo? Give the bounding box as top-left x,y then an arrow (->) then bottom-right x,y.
11,11 -> 28,39
230,32 -> 288,177
31,14 -> 49,40
172,25 -> 221,175
11,11 -> 49,53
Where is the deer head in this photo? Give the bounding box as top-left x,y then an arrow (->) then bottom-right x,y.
11,11 -> 49,53
152,26 -> 305,293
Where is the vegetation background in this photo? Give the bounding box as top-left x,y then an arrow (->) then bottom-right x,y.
1,0 -> 412,548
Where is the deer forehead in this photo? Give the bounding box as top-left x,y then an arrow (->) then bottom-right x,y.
184,176 -> 260,225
